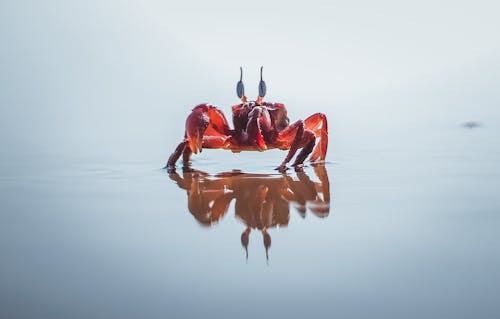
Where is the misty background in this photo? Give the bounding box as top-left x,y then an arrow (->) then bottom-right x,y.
2,1 -> 500,318
1,0 -> 499,168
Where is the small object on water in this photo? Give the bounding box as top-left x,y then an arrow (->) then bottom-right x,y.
462,121 -> 482,129
165,67 -> 328,172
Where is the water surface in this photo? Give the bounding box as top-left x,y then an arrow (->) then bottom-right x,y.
1,124 -> 499,318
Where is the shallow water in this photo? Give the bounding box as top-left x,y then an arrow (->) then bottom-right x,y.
1,123 -> 499,319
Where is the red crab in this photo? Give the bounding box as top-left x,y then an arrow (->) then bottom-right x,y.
165,67 -> 328,172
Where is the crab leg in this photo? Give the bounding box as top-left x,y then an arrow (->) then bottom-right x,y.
291,130 -> 316,167
276,120 -> 304,170
165,140 -> 189,171
182,146 -> 192,166
304,113 -> 328,162
275,120 -> 316,172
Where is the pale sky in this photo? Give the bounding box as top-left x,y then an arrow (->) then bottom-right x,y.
1,0 -> 499,162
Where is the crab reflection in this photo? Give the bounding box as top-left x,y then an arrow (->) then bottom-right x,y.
169,165 -> 330,260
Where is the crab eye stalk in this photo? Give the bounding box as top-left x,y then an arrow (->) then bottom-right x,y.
236,67 -> 246,102
259,66 -> 267,98
256,66 -> 266,105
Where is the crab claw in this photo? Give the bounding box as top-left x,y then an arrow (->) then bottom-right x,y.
247,106 -> 269,151
185,106 -> 209,154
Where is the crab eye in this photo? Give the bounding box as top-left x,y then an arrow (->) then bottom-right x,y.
237,66 -> 245,99
258,66 -> 266,98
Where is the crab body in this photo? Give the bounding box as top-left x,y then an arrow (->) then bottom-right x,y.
166,68 -> 328,172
